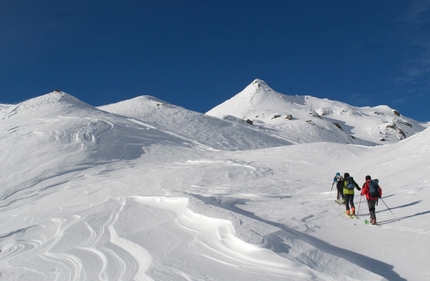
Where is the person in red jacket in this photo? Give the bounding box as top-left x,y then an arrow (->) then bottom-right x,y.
361,175 -> 383,225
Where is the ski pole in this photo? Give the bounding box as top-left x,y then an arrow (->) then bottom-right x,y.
357,195 -> 362,216
380,198 -> 398,221
329,183 -> 334,199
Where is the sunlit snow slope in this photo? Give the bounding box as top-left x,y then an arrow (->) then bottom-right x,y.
98,95 -> 292,151
1,85 -> 429,281
207,79 -> 427,145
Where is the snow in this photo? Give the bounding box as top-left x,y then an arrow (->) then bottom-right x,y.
1,82 -> 429,280
206,79 -> 427,145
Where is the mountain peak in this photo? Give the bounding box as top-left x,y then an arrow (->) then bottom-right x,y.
17,91 -> 92,111
0,91 -> 95,120
246,79 -> 273,92
251,78 -> 267,87
207,79 -> 426,145
206,79 -> 289,119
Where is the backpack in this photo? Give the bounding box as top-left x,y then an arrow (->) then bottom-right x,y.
369,179 -> 380,198
336,175 -> 344,187
345,177 -> 355,190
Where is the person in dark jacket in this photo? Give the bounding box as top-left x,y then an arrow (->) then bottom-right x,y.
333,172 -> 344,204
343,173 -> 361,215
361,175 -> 383,225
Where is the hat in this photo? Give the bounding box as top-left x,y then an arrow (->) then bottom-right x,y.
365,175 -> 371,180
336,172 -> 340,176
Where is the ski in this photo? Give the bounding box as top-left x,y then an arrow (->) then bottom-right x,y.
364,219 -> 381,226
344,212 -> 358,219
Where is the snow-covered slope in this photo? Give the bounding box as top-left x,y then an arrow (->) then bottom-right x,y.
1,88 -> 430,281
207,79 -> 426,145
98,95 -> 292,151
0,91 -> 200,200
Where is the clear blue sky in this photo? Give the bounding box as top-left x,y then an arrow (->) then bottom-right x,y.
1,1 -> 430,121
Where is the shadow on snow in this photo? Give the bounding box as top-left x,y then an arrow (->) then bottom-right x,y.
190,193 -> 407,281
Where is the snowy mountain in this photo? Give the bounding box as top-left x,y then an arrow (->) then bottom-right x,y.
207,79 -> 427,145
1,84 -> 430,281
98,95 -> 292,151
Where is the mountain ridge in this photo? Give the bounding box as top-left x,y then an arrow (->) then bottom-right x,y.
206,79 -> 427,145
1,80 -> 428,150
98,95 -> 293,151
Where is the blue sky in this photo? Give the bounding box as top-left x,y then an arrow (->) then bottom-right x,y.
1,1 -> 430,121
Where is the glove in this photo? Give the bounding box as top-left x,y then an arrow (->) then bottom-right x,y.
357,187 -> 361,191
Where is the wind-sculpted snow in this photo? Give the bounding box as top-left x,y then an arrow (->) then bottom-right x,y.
0,194 -> 383,280
132,196 -> 387,280
0,198 -> 153,280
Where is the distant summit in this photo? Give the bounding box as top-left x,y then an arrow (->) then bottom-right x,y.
207,79 -> 426,145
0,91 -> 94,120
207,79 -> 304,118
18,91 -> 93,109
245,79 -> 274,92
